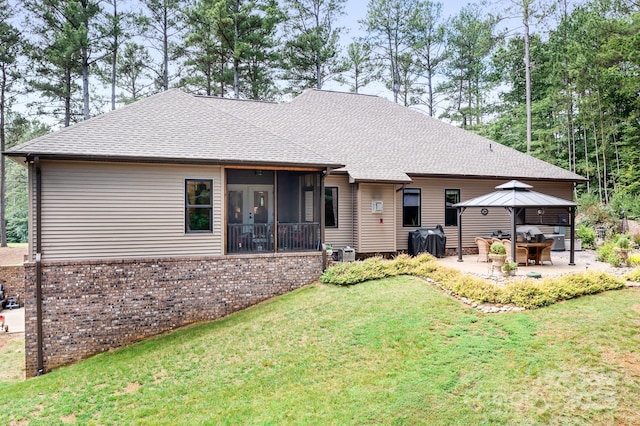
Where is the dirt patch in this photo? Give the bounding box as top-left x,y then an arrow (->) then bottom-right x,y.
601,346 -> 640,378
0,246 -> 27,266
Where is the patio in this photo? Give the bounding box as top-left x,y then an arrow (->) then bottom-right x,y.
437,249 -> 620,279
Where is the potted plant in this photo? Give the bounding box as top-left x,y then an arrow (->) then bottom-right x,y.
502,259 -> 518,276
489,241 -> 507,267
614,234 -> 632,266
324,244 -> 333,257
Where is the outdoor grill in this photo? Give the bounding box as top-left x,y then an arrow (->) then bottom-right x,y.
408,225 -> 447,258
516,225 -> 545,243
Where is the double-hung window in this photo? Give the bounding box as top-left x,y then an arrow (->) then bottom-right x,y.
325,187 -> 338,228
186,179 -> 213,233
403,188 -> 421,227
445,189 -> 460,226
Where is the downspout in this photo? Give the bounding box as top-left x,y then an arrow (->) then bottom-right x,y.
321,169 -> 326,271
34,156 -> 44,375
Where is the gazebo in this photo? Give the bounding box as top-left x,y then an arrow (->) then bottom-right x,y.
453,180 -> 579,265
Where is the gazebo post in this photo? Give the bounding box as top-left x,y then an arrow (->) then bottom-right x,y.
508,207 -> 517,261
457,207 -> 465,262
569,206 -> 576,265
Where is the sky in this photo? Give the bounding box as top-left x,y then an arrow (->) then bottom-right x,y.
338,0 -> 474,40
329,0 -> 476,103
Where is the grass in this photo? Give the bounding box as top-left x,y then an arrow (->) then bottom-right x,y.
3,277 -> 640,425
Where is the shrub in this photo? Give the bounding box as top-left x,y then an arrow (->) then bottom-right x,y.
627,253 -> 640,267
577,191 -> 616,226
321,254 -> 626,309
624,268 -> 640,282
616,234 -> 632,249
576,224 -> 596,249
596,241 -> 623,267
490,242 -> 506,255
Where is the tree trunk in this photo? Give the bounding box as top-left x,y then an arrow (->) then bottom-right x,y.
163,5 -> 169,91
523,1 -> 532,154
593,122 -> 602,203
233,0 -> 240,97
0,65 -> 7,247
64,67 -> 72,127
82,45 -> 90,120
110,0 -> 118,110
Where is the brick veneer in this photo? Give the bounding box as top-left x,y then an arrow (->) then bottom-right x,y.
0,265 -> 25,305
23,252 -> 323,377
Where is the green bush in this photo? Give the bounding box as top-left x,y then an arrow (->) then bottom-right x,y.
624,267 -> 640,282
490,242 -> 506,255
576,224 -> 596,249
616,234 -> 632,249
596,241 -> 623,267
577,191 -> 616,226
321,254 -> 626,309
627,253 -> 640,267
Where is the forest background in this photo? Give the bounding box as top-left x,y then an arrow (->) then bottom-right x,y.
1,0 -> 639,245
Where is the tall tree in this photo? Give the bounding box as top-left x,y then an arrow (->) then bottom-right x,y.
362,0 -> 419,104
408,0 -> 445,116
138,0 -> 186,91
98,0 -> 128,110
25,0 -> 101,125
3,115 -> 50,244
282,0 -> 346,92
0,0 -> 23,247
335,41 -> 376,93
439,4 -> 501,127
206,0 -> 283,98
182,0 -> 230,96
117,42 -> 154,103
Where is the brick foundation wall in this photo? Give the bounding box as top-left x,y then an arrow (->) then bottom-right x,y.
23,252 -> 323,377
0,265 -> 25,305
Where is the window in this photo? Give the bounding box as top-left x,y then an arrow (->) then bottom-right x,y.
325,187 -> 338,227
403,188 -> 421,227
186,179 -> 213,232
445,189 -> 460,226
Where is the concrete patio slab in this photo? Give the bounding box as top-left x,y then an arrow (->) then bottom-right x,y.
436,249 -> 624,280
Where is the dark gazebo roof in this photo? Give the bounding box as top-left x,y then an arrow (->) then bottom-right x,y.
453,180 -> 578,209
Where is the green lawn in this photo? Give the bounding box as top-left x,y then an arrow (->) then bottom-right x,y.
4,276 -> 640,425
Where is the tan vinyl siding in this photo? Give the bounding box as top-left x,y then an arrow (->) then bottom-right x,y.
39,161 -> 223,261
358,183 -> 396,253
324,175 -> 354,249
395,178 -> 575,251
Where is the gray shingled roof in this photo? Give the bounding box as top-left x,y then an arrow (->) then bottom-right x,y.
6,89 -> 585,184
203,90 -> 584,183
5,89 -> 341,168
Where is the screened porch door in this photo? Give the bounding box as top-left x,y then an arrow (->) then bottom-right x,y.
227,185 -> 273,251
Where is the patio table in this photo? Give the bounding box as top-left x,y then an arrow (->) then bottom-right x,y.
517,242 -> 548,265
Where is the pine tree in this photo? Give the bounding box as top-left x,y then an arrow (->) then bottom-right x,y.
362,0 -> 419,104
282,0 -> 346,92
0,0 -> 24,246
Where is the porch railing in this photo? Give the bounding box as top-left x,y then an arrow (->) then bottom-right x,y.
227,222 -> 320,254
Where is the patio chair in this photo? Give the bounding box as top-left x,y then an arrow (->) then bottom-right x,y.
474,237 -> 490,262
503,240 -> 529,266
540,239 -> 554,265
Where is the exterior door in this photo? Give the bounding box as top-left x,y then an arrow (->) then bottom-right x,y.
227,185 -> 273,225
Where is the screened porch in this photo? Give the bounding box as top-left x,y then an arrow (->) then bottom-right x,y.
226,169 -> 323,254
